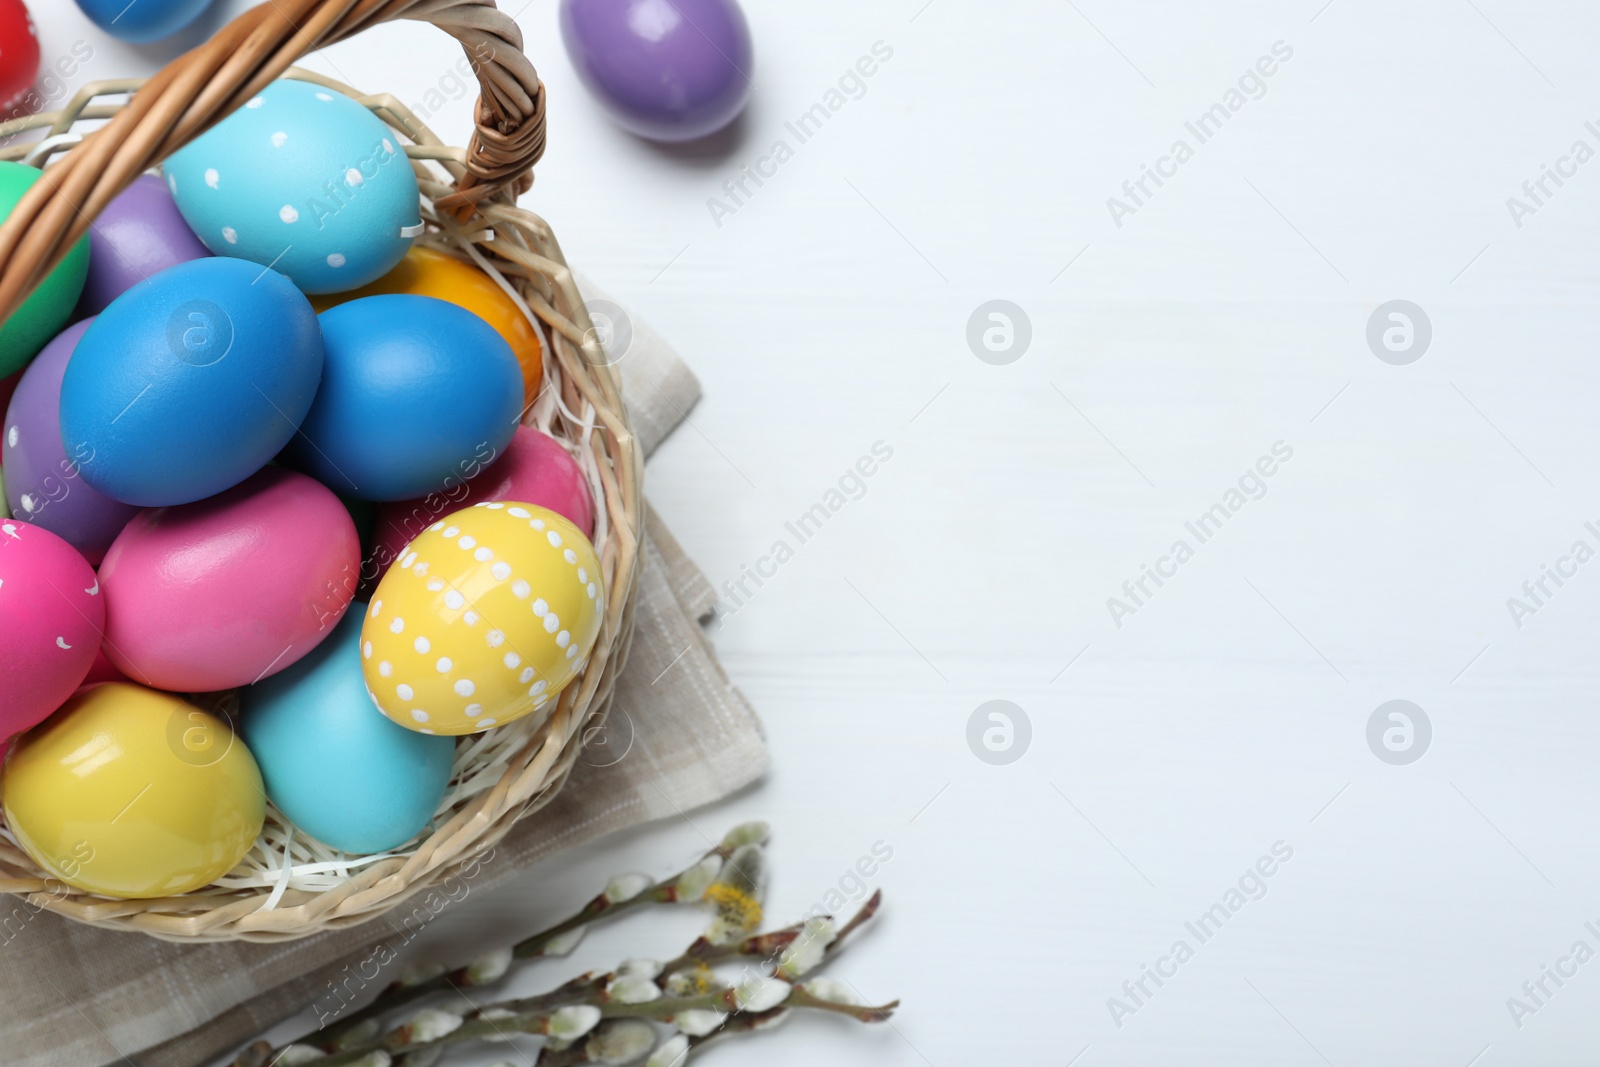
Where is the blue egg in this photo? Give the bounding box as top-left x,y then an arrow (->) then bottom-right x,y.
74,0 -> 215,43
164,79 -> 422,294
241,608 -> 456,854
60,258 -> 323,507
286,295 -> 523,502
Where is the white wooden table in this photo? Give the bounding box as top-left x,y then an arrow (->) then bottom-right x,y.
34,1 -> 1600,1063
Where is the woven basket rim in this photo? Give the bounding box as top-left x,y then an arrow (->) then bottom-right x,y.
0,66 -> 645,942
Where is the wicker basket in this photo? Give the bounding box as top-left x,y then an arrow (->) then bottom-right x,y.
0,0 -> 642,941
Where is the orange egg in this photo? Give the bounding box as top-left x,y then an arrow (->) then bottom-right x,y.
313,246 -> 545,406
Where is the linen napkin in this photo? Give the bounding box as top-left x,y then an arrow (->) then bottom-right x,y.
0,286 -> 768,1067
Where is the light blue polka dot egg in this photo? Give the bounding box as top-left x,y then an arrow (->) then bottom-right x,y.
164,79 -> 422,294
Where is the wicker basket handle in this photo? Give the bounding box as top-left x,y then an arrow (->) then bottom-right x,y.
0,0 -> 544,327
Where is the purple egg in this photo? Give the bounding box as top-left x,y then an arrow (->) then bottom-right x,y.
3,319 -> 139,564
75,174 -> 210,317
560,0 -> 753,142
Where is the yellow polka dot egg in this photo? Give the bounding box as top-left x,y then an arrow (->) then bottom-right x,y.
361,502 -> 603,735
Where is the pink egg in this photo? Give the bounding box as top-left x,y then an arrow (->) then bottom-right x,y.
365,427 -> 595,591
0,519 -> 104,740
99,467 -> 360,692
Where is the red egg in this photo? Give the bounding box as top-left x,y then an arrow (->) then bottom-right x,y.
0,518 -> 103,741
99,467 -> 361,692
0,1 -> 38,115
365,427 -> 595,592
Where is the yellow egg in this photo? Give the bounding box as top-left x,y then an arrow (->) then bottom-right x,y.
2,683 -> 265,899
361,502 -> 603,736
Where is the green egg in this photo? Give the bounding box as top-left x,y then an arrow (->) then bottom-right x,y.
0,468 -> 8,519
0,162 -> 91,378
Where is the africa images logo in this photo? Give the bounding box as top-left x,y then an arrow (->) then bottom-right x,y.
1107,841 -> 1296,1028
166,300 -> 233,367
1106,41 -> 1294,228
